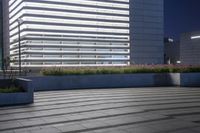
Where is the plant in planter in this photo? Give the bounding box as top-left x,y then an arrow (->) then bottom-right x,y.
0,86 -> 24,93
34,65 -> 200,91
1,57 -> 21,93
41,65 -> 200,76
0,78 -> 34,106
2,57 -> 18,79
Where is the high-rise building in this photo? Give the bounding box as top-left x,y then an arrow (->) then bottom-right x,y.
164,38 -> 180,64
0,0 -> 3,69
180,31 -> 200,65
130,0 -> 164,64
5,0 -> 164,68
8,0 -> 130,67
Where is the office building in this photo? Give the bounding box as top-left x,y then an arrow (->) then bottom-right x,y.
164,38 -> 180,64
5,0 -> 164,68
180,31 -> 200,65
8,0 -> 130,67
0,0 -> 3,69
130,0 -> 164,64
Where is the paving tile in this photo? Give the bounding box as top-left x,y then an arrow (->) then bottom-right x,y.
125,126 -> 157,133
80,131 -> 96,133
54,123 -> 86,132
78,111 -> 106,119
166,129 -> 198,133
42,116 -> 69,123
137,119 -> 197,133
0,122 -> 23,131
14,127 -> 41,133
93,128 -> 128,133
154,108 -> 200,116
0,87 -> 200,133
14,130 -> 31,133
81,121 -> 108,129
29,127 -> 61,133
66,114 -> 90,120
191,127 -> 200,132
18,118 -> 47,126
0,131 -> 15,133
176,114 -> 200,122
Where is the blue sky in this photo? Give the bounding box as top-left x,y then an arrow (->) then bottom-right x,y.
165,0 -> 200,40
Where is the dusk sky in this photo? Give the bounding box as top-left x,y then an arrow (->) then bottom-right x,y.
164,0 -> 200,40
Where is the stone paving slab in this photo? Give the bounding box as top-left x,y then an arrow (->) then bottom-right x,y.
0,87 -> 200,133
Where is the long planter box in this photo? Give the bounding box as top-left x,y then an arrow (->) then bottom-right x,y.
0,78 -> 34,106
180,73 -> 200,87
29,73 -> 183,91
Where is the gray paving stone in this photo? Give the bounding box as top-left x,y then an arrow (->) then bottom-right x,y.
0,87 -> 200,133
125,126 -> 156,133
190,127 -> 200,132
81,121 -> 108,129
14,127 -> 41,133
0,122 -> 23,131
166,129 -> 198,133
93,128 -> 128,133
29,127 -> 61,133
0,131 -> 15,133
54,123 -> 86,132
18,118 -> 47,126
14,130 -> 31,133
66,113 -> 90,120
80,131 -> 96,133
153,108 -> 200,116
134,118 -> 197,132
176,114 -> 200,122
42,116 -> 69,123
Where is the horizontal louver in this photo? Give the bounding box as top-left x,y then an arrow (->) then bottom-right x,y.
9,0 -> 130,67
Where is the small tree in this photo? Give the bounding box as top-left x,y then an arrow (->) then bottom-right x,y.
2,57 -> 10,79
2,57 -> 17,79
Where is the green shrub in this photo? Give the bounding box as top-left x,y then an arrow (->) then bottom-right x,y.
0,87 -> 24,93
41,65 -> 200,76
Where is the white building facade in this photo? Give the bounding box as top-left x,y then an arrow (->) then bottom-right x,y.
9,0 -> 130,67
4,0 -> 164,68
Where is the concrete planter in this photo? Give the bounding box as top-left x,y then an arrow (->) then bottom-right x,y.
180,73 -> 200,87
30,73 -> 181,91
0,78 -> 34,106
154,73 -> 180,86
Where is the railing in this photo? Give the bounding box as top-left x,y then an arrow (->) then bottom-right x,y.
0,69 -> 30,79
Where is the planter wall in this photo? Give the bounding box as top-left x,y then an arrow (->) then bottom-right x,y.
180,73 -> 200,87
29,73 -> 182,91
0,78 -> 34,106
154,73 -> 180,86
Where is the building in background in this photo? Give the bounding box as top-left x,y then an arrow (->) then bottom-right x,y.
130,0 -> 164,64
2,0 -> 9,67
4,0 -> 164,68
8,0 -> 130,67
0,0 -> 3,69
164,38 -> 180,64
180,31 -> 200,65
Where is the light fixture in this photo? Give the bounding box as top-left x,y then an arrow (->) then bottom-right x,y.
191,35 -> 200,40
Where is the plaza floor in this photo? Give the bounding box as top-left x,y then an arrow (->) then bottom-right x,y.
0,87 -> 200,133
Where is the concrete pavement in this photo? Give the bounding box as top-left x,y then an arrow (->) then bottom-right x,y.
0,87 -> 200,133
